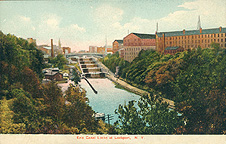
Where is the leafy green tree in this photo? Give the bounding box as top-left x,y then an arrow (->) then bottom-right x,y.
49,54 -> 68,69
114,93 -> 184,134
64,84 -> 98,133
71,69 -> 81,84
173,48 -> 226,134
0,97 -> 26,134
42,82 -> 65,123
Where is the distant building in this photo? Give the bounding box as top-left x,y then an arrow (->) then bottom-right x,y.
164,46 -> 184,55
78,50 -> 86,53
107,48 -> 113,54
89,46 -> 97,53
123,33 -> 156,62
62,47 -> 71,54
118,48 -> 124,58
156,27 -> 226,53
37,46 -> 51,55
44,68 -> 63,81
112,40 -> 123,53
27,38 -> 36,45
97,46 -> 106,54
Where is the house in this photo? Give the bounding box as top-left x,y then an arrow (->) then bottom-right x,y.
44,72 -> 63,81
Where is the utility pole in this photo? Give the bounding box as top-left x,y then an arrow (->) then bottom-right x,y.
105,114 -> 114,127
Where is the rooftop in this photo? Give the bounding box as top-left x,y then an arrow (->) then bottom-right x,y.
165,46 -> 180,50
115,40 -> 123,44
157,27 -> 226,37
132,33 -> 156,39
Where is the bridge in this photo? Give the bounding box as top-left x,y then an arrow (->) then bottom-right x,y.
66,53 -> 105,59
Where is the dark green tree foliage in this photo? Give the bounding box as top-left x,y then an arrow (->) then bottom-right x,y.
71,69 -> 81,84
63,84 -> 98,133
114,93 -> 184,134
42,82 -> 65,122
0,32 -> 44,99
101,52 -> 129,75
173,45 -> 226,134
48,54 -> 68,69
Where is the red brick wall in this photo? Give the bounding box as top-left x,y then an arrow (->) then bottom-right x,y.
123,33 -> 155,46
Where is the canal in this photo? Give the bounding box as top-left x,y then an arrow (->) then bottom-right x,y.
79,78 -> 140,125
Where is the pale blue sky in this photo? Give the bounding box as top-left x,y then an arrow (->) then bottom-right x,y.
1,0 -> 225,51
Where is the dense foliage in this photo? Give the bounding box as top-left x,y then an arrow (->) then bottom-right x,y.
0,32 -> 109,134
48,54 -> 68,69
104,44 -> 226,134
115,93 -> 184,134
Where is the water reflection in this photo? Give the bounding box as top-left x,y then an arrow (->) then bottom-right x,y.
79,78 -> 140,124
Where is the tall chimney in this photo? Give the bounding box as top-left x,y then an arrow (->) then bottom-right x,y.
219,26 -> 222,32
51,39 -> 54,57
200,28 -> 202,33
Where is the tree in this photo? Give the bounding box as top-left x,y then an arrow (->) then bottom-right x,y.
63,84 -> 98,133
71,69 -> 81,84
0,97 -> 26,134
172,48 -> 226,134
42,82 -> 65,123
49,54 -> 68,69
114,93 -> 184,134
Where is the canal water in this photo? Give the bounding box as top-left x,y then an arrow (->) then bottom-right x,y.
79,78 -> 140,125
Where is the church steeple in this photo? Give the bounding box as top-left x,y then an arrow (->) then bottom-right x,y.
58,38 -> 61,49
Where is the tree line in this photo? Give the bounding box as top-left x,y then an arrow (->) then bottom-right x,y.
101,44 -> 226,134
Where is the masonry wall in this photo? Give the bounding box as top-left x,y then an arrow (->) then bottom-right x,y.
123,33 -> 156,62
157,28 -> 226,53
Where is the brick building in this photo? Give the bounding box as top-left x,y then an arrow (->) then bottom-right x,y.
123,33 -> 156,62
27,38 -> 36,45
112,40 -> 123,53
118,48 -> 124,58
164,46 -> 184,55
62,47 -> 71,54
97,46 -> 106,54
156,27 -> 226,53
89,46 -> 97,53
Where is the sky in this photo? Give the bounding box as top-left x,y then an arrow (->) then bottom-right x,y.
0,0 -> 226,52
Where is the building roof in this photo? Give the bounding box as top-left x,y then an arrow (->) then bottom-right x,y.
165,46 -> 180,50
157,27 -> 226,37
43,46 -> 52,50
115,40 -> 123,44
132,33 -> 156,39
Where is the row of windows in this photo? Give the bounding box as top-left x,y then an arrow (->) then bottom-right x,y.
164,43 -> 226,49
124,52 -> 139,55
164,33 -> 226,40
124,39 -> 141,42
165,38 -> 226,45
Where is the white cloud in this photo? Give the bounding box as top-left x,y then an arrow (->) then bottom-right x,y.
19,16 -> 31,22
115,0 -> 226,34
94,4 -> 123,23
70,24 -> 86,33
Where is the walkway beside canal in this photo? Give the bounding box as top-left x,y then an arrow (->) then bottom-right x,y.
98,61 -> 175,108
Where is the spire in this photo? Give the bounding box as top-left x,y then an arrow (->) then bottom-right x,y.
58,38 -> 61,49
197,15 -> 201,30
156,22 -> 158,32
105,35 -> 107,54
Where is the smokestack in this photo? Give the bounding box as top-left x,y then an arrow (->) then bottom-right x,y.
51,39 -> 54,57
